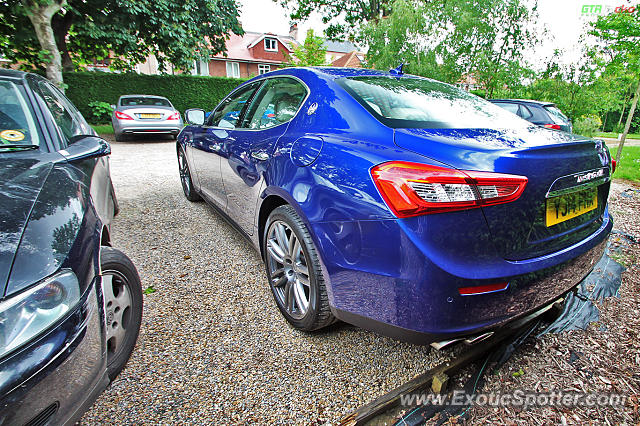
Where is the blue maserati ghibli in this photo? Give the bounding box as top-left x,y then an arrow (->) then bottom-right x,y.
177,67 -> 613,344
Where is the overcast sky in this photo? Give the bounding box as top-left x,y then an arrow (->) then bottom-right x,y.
238,0 -> 635,69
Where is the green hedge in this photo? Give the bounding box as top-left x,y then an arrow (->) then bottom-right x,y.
63,72 -> 246,120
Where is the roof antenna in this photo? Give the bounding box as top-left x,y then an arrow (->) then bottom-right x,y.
389,63 -> 404,76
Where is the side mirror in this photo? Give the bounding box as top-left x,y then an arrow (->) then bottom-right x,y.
62,136 -> 110,161
110,104 -> 116,109
185,109 -> 206,126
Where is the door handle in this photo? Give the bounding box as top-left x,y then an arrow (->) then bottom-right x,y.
211,143 -> 222,152
251,151 -> 269,161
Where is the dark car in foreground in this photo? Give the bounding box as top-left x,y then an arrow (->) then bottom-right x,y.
490,99 -> 573,133
0,70 -> 142,424
111,94 -> 183,141
178,67 -> 612,345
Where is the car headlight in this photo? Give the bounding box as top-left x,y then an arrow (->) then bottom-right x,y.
0,270 -> 80,359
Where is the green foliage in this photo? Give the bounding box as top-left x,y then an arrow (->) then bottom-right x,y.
277,0 -> 392,39
87,101 -> 114,124
285,30 -> 327,66
360,0 -> 538,95
91,124 -> 114,135
64,72 -> 246,120
1,0 -> 243,75
573,114 -> 603,137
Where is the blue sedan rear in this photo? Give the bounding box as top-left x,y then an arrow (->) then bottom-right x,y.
177,67 -> 613,343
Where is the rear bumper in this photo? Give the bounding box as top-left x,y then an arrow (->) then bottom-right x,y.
113,120 -> 182,134
0,279 -> 108,425
313,208 -> 612,344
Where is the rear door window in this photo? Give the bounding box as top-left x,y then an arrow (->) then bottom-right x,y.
0,79 -> 43,148
496,102 -> 520,115
241,78 -> 307,129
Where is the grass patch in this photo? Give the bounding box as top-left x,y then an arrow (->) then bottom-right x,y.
613,145 -> 640,182
91,124 -> 114,135
595,132 -> 640,140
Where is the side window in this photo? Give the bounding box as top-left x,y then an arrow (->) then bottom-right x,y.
519,104 -> 533,120
242,78 -> 307,130
497,102 -> 519,115
209,83 -> 260,129
527,105 -> 548,122
37,82 -> 90,143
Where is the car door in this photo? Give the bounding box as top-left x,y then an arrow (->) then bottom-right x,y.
190,82 -> 262,209
220,77 -> 308,236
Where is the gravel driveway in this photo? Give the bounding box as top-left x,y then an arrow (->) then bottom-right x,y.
82,136 -> 448,424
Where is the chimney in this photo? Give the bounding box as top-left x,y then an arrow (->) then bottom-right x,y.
289,23 -> 298,41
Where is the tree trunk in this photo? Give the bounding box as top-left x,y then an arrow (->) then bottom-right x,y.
615,78 -> 640,165
52,11 -> 75,72
22,0 -> 66,89
617,97 -> 627,127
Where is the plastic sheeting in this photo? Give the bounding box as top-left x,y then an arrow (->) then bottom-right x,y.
539,237 -> 627,335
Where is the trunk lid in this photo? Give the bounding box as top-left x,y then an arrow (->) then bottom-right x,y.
394,126 -> 611,260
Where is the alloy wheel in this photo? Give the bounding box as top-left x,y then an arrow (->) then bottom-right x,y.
178,150 -> 191,194
266,220 -> 311,319
102,269 -> 133,363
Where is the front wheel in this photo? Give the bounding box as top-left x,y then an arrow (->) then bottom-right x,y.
263,205 -> 334,331
178,147 -> 201,201
100,247 -> 143,380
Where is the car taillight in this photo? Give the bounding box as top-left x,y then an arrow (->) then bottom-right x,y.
612,159 -> 617,173
115,111 -> 134,120
543,124 -> 561,130
370,161 -> 528,218
167,111 -> 181,121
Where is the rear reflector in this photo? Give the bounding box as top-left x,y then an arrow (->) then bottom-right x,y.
370,161 -> 528,218
458,282 -> 509,296
543,123 -> 562,130
612,159 -> 617,173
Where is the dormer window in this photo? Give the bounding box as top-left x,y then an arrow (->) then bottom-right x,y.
264,38 -> 278,52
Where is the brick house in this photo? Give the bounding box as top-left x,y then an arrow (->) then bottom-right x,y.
324,40 -> 364,67
208,30 -> 298,78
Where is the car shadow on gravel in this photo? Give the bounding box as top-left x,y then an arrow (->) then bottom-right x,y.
101,133 -> 176,145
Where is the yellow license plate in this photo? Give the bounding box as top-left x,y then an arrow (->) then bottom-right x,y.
139,113 -> 161,118
546,188 -> 597,227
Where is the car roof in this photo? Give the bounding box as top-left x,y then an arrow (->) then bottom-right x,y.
0,69 -> 30,81
119,94 -> 169,99
491,98 -> 555,107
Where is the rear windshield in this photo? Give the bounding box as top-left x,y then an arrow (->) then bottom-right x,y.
0,79 -> 42,147
544,105 -> 570,124
120,97 -> 172,107
339,76 -> 528,129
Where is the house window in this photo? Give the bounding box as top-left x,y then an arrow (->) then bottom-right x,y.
264,38 -> 278,52
258,64 -> 270,75
226,61 -> 240,78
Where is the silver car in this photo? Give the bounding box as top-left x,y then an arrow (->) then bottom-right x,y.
111,95 -> 183,141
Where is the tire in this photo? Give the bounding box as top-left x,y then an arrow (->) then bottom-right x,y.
115,132 -> 126,142
177,147 -> 201,201
100,246 -> 143,381
263,205 -> 334,331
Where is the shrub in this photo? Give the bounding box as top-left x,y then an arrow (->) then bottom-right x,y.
87,101 -> 114,124
64,72 -> 247,122
573,114 -> 602,137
